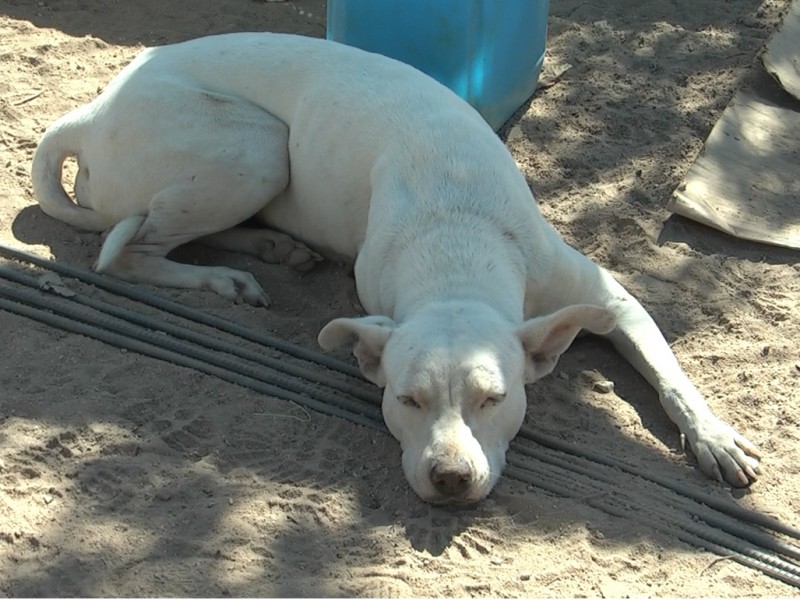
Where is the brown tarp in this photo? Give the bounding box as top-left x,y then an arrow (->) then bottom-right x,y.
667,0 -> 800,249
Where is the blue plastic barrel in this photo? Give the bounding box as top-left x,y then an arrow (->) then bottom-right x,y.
327,0 -> 549,131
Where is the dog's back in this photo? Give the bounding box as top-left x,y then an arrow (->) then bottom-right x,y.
142,33 -> 527,258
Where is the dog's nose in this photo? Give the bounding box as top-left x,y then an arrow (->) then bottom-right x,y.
430,459 -> 473,498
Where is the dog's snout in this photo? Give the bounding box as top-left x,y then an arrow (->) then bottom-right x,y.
430,458 -> 473,498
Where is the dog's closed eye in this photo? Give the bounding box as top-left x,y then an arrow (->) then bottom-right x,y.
481,394 -> 505,409
398,395 -> 422,409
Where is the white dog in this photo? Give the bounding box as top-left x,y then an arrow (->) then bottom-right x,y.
32,32 -> 760,503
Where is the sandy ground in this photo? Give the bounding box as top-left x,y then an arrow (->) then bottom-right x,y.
1,0 -> 799,596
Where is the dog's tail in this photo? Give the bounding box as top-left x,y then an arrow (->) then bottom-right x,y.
31,109 -> 110,232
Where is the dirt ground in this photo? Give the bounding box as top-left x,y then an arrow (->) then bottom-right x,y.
1,0 -> 799,597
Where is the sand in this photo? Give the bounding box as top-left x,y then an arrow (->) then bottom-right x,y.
1,0 -> 799,596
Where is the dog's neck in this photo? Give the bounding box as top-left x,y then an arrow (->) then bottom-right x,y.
369,217 -> 527,324
355,150 -> 536,325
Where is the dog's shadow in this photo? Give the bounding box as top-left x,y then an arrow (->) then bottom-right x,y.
401,503 -> 478,556
517,330 -> 681,463
10,205 -> 100,265
12,205 -> 73,242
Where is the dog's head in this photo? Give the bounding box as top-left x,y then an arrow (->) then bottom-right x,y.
319,301 -> 615,504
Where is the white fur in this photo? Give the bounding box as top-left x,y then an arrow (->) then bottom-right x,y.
32,32 -> 760,503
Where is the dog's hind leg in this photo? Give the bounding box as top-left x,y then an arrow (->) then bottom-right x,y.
95,163 -> 288,306
89,91 -> 293,306
198,227 -> 323,272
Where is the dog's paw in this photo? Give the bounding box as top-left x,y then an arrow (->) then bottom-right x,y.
260,232 -> 323,272
282,246 -> 324,272
685,415 -> 761,487
203,267 -> 271,307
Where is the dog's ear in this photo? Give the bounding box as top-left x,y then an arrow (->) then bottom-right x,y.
318,316 -> 397,386
517,304 -> 616,383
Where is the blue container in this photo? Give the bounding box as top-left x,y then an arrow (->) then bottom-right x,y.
327,0 -> 549,130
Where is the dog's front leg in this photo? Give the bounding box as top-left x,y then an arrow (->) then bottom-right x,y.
590,263 -> 760,487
